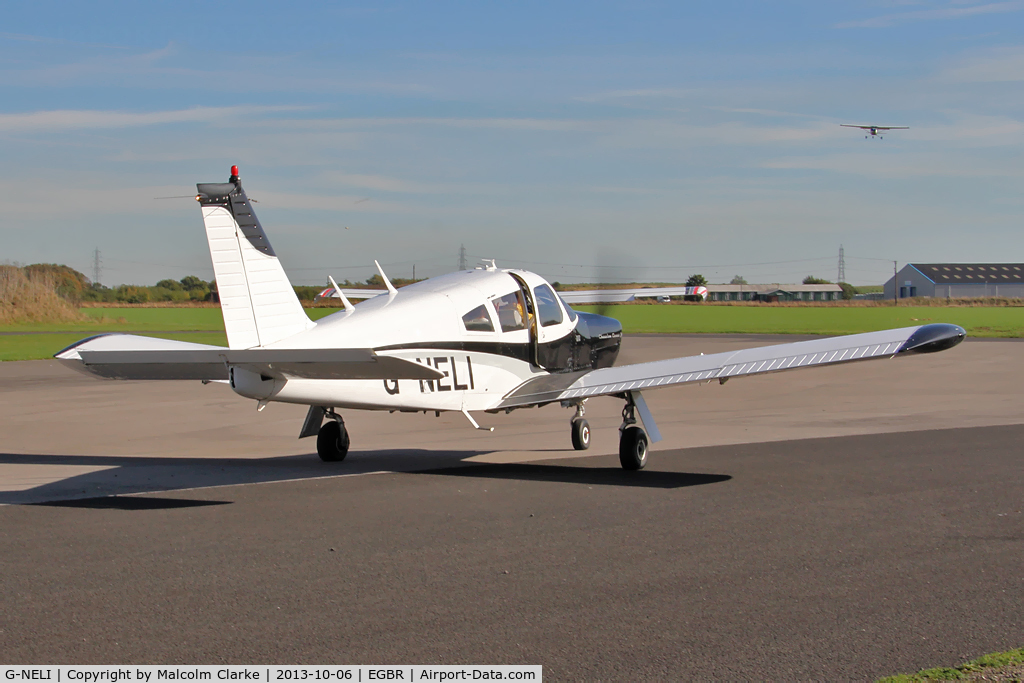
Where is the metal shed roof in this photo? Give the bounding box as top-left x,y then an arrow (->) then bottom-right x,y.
910,264 -> 1024,284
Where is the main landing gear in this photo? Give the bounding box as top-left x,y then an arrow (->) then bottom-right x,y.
618,396 -> 648,471
317,409 -> 350,462
565,397 -> 649,470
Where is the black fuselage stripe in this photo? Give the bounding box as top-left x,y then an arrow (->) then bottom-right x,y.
374,340 -> 534,363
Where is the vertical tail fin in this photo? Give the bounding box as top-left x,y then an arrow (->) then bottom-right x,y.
196,166 -> 313,349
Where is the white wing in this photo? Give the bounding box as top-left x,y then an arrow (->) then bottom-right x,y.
839,124 -> 909,130
55,333 -> 444,381
496,324 -> 964,409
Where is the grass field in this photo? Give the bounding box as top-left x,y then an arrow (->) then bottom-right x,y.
1,304 -> 1020,361
0,332 -> 230,362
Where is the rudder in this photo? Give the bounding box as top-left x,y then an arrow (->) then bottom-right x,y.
196,166 -> 313,349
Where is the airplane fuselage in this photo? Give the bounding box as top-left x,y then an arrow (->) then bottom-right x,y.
227,267 -> 622,412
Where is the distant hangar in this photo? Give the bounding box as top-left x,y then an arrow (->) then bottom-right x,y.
884,263 -> 1024,299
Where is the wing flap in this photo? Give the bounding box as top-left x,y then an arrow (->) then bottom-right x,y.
497,324 -> 965,408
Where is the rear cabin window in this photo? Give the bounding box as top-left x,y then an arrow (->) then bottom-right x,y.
534,284 -> 563,327
491,291 -> 527,332
462,304 -> 494,332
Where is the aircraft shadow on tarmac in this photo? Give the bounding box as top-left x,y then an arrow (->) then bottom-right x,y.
31,497 -> 231,510
415,463 -> 731,489
0,449 -> 731,505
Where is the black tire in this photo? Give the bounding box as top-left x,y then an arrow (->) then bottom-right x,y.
317,420 -> 350,462
571,418 -> 591,451
618,426 -> 648,470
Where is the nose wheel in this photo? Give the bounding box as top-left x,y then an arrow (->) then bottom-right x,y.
571,417 -> 591,450
568,402 -> 591,450
317,412 -> 350,462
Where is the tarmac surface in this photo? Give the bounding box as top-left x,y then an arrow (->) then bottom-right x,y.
1,334 -> 1022,679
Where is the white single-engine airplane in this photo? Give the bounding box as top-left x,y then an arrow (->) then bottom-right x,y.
841,124 -> 909,139
57,167 -> 966,470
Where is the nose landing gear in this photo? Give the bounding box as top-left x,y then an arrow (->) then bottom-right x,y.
570,403 -> 590,451
317,409 -> 350,462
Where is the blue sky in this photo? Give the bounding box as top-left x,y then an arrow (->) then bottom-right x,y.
1,1 -> 1022,286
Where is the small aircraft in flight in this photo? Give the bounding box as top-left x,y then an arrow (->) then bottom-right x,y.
57,167 -> 965,470
841,124 -> 909,139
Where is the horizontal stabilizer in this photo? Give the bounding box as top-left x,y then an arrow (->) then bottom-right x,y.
56,334 -> 444,382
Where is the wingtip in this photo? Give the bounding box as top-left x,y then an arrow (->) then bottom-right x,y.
53,333 -> 120,360
897,323 -> 966,355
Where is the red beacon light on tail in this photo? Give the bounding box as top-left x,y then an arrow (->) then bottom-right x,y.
230,165 -> 239,178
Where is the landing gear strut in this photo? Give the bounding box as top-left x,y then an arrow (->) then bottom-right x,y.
618,397 -> 648,470
570,402 -> 590,451
317,409 -> 350,462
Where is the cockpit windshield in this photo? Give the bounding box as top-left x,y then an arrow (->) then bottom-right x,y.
558,294 -> 577,322
491,291 -> 527,332
533,284 -> 563,327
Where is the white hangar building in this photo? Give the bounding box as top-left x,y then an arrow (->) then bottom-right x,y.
884,263 -> 1024,299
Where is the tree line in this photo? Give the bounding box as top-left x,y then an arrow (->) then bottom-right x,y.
9,264 -> 423,304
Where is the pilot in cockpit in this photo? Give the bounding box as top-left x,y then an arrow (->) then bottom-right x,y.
492,291 -> 527,332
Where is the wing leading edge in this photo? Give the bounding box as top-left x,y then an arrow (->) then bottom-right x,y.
496,323 -> 965,409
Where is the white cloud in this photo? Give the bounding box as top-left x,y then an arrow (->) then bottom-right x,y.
908,112 -> 1024,142
836,0 -> 1024,28
575,88 -> 695,103
0,105 -> 308,132
707,106 -> 829,120
762,152 -> 1024,178
0,32 -> 130,50
0,178 -> 197,216
940,46 -> 1024,81
254,190 -> 408,213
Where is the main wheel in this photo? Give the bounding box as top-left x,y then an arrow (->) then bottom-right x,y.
317,420 -> 350,462
618,425 -> 648,470
571,418 -> 591,451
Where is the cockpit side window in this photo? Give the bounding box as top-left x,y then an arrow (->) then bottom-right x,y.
533,284 -> 563,327
558,294 -> 578,322
462,304 -> 494,332
491,291 -> 527,332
